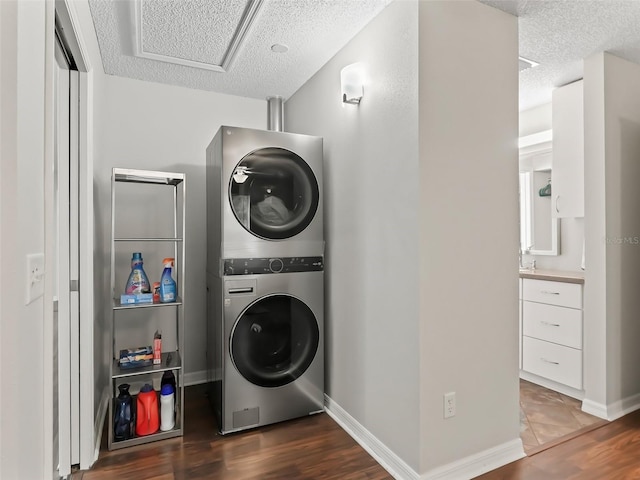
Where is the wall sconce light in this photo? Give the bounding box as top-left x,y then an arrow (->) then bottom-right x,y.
341,63 -> 364,104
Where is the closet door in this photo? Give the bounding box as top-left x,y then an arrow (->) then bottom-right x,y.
54,28 -> 81,475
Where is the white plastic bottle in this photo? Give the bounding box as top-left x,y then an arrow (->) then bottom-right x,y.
159,384 -> 175,431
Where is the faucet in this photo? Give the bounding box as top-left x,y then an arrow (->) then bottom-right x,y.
519,248 -> 535,270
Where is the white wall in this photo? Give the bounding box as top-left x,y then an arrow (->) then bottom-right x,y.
584,52 -> 640,418
519,103 -> 551,138
519,104 -> 584,271
92,75 -> 267,384
286,0 -> 421,471
418,0 -> 520,473
0,0 -> 53,478
288,0 -> 521,477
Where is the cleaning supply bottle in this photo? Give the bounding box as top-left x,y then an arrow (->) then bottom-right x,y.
136,384 -> 159,436
160,384 -> 175,431
153,330 -> 162,365
113,384 -> 134,441
161,370 -> 176,392
159,258 -> 177,303
125,252 -> 151,294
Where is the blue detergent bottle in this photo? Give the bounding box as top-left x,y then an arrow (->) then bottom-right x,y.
113,383 -> 134,441
125,252 -> 151,294
159,257 -> 177,303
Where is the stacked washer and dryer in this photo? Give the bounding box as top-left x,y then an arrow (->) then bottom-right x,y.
206,121 -> 324,434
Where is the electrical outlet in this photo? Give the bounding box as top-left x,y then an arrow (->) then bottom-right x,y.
444,392 -> 456,419
25,253 -> 45,305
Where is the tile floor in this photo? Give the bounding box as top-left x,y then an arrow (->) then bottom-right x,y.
519,379 -> 606,454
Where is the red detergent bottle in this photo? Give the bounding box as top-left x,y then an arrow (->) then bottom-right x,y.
136,384 -> 159,436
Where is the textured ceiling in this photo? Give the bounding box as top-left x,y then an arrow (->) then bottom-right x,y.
140,1 -> 248,65
88,0 -> 393,100
478,0 -> 640,111
88,0 -> 640,110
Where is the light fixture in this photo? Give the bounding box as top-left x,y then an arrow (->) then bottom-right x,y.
341,63 -> 364,104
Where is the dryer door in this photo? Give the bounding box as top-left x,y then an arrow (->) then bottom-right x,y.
230,294 -> 319,387
229,147 -> 319,240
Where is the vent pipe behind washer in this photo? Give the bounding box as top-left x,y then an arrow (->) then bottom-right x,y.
267,96 -> 284,132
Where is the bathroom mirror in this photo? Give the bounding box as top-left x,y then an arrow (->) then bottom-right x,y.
519,133 -> 559,256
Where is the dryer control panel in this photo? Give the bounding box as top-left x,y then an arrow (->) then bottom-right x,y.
223,256 -> 323,275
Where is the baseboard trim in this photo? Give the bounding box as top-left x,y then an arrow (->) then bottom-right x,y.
583,393 -> 640,421
324,394 -> 420,480
581,399 -> 608,419
420,439 -> 525,480
184,369 -> 209,386
325,394 -> 525,480
93,386 -> 109,464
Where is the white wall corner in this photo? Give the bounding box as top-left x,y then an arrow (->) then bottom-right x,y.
92,386 -> 110,465
324,394 -> 420,480
583,393 -> 640,421
419,439 -> 525,480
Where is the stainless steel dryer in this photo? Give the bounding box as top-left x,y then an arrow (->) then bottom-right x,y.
208,257 -> 324,434
206,126 -> 323,261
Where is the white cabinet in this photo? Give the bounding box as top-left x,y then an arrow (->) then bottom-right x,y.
552,80 -> 584,218
521,278 -> 583,391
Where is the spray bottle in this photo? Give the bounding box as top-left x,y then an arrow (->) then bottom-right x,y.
159,258 -> 177,303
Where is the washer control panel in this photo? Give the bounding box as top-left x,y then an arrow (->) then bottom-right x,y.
223,256 -> 323,276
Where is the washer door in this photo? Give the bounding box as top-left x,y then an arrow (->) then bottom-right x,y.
230,294 -> 319,388
229,147 -> 319,240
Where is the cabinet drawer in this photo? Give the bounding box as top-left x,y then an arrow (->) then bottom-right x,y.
522,278 -> 582,308
523,301 -> 582,349
522,336 -> 582,389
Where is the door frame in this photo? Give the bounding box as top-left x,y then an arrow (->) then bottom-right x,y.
53,32 -> 73,476
50,0 -> 95,471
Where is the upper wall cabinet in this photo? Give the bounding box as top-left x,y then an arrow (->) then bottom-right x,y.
552,80 -> 584,218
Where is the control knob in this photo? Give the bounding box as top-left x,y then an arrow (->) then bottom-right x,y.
269,258 -> 284,273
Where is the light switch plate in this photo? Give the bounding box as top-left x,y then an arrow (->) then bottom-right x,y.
25,253 -> 45,305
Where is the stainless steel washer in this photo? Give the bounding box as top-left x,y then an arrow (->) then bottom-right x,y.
206,126 -> 323,261
208,257 -> 324,434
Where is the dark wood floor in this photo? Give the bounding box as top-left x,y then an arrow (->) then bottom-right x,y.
73,384 -> 392,480
75,383 -> 640,480
477,408 -> 640,479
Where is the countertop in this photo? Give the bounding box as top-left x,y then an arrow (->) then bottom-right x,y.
519,268 -> 585,284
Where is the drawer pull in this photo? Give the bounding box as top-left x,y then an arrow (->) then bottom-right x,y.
540,290 -> 561,295
228,287 -> 254,294
541,358 -> 560,365
541,321 -> 560,327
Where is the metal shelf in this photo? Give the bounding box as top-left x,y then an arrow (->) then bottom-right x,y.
109,404 -> 182,450
113,168 -> 184,186
112,296 -> 183,310
114,237 -> 183,242
108,167 -> 186,451
112,351 -> 182,379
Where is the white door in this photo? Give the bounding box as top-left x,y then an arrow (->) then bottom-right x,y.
54,31 -> 81,476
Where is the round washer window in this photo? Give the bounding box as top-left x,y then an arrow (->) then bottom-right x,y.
229,147 -> 319,240
230,294 -> 319,388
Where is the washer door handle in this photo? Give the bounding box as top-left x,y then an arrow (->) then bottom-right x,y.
228,287 -> 254,294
